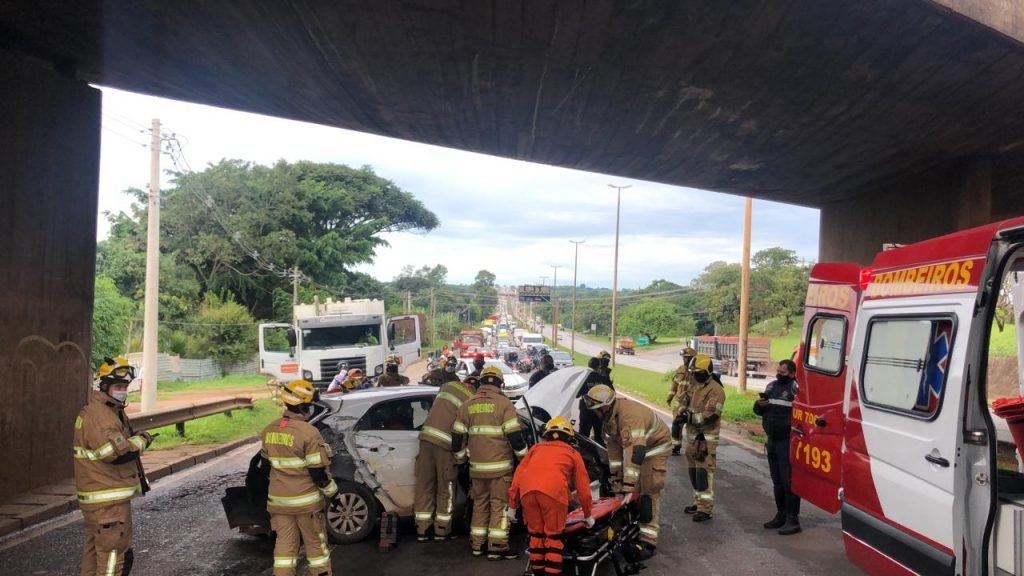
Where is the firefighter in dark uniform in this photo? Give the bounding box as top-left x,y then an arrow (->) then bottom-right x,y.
377,354 -> 409,387
754,359 -> 802,535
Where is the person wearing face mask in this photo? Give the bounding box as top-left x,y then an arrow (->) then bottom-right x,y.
378,354 -> 409,387
754,359 -> 801,535
423,354 -> 462,386
74,356 -> 153,576
679,354 -> 726,522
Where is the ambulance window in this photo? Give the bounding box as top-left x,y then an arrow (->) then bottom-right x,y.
804,316 -> 846,375
862,317 -> 954,418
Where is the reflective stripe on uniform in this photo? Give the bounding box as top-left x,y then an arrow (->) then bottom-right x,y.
623,467 -> 640,480
768,398 -> 793,407
489,528 -> 509,539
470,460 -> 513,473
639,525 -> 659,538
421,426 -> 453,445
630,429 -> 647,440
436,514 -> 452,522
468,425 -> 504,436
73,442 -> 115,461
686,433 -> 719,442
452,421 -> 468,434
308,552 -> 331,567
77,484 -> 140,504
514,446 -> 528,458
128,435 -> 147,452
608,460 -> 622,471
104,550 -> 118,576
415,512 -> 434,521
274,557 -> 298,568
646,442 -> 673,458
502,418 -> 520,432
437,391 -> 464,408
267,490 -> 322,508
305,452 -> 323,466
268,456 -> 307,469
320,479 -> 338,498
470,526 -> 489,536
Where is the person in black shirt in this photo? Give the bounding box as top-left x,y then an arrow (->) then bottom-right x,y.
528,354 -> 555,388
577,358 -> 613,446
753,359 -> 801,535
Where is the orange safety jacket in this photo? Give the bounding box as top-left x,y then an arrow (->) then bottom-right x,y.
73,391 -> 150,510
508,440 -> 593,517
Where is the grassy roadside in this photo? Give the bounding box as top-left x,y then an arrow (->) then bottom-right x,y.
128,373 -> 269,403
546,339 -> 764,440
147,398 -> 280,450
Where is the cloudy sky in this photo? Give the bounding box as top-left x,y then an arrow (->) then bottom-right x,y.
98,87 -> 820,289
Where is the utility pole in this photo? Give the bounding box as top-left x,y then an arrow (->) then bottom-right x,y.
608,183 -> 631,368
569,240 -> 585,357
406,290 -> 412,314
737,197 -> 753,393
291,267 -> 301,324
429,288 -> 436,348
141,118 -> 161,413
552,265 -> 561,347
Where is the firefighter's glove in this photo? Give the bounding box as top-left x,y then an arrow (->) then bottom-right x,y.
585,516 -> 596,528
677,410 -> 690,425
695,432 -> 708,462
140,431 -> 154,448
506,507 -> 518,524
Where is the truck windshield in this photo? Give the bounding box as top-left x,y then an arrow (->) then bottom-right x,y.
302,325 -> 381,349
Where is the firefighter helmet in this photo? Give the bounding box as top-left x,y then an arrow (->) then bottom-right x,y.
479,365 -> 505,386
464,374 -> 481,388
280,380 -> 316,407
598,350 -> 611,361
544,416 -> 575,440
95,356 -> 136,387
583,384 -> 615,409
385,354 -> 401,366
692,354 -> 713,374
681,347 -> 697,357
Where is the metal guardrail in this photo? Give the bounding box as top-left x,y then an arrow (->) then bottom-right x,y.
129,396 -> 255,435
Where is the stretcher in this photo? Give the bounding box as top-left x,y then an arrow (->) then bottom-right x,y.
524,495 -> 648,576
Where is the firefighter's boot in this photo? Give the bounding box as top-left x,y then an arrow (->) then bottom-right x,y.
778,515 -> 802,535
764,486 -> 786,528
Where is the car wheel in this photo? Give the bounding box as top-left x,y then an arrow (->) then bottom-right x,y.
326,481 -> 379,544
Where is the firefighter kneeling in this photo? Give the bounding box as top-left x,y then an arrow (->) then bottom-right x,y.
584,383 -> 671,558
508,416 -> 594,576
261,380 -> 337,576
452,366 -> 528,560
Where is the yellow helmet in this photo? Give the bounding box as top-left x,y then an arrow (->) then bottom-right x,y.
598,350 -> 611,360
583,384 -> 615,409
682,347 -> 697,357
692,354 -> 713,373
386,354 -> 402,366
95,356 -> 136,386
479,365 -> 505,386
544,416 -> 575,440
280,379 -> 316,407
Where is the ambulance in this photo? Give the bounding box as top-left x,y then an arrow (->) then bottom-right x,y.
792,216 -> 1024,576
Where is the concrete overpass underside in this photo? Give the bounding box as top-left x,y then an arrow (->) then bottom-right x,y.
2,0 -> 1024,498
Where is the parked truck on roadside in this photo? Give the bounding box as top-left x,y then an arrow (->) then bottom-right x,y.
258,296 -> 421,390
792,216 -> 1024,576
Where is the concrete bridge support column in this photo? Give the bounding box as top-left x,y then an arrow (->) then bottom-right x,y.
0,50 -> 100,499
819,157 -> 1002,264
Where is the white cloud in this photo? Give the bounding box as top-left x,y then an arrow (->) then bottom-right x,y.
98,87 -> 820,289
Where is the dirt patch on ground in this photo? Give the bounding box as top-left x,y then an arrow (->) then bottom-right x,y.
988,357 -> 1021,401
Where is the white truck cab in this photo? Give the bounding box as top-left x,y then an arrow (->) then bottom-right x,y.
793,216 -> 1024,576
258,297 -> 421,389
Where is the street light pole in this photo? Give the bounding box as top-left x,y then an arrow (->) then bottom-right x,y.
569,240 -> 585,357
608,184 -> 631,368
552,265 -> 561,346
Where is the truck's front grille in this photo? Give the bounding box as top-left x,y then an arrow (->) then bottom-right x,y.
320,356 -> 367,381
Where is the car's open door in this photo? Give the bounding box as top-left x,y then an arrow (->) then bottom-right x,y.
792,263 -> 861,514
386,315 -> 421,371
259,323 -> 299,380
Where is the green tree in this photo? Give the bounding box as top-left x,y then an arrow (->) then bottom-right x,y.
692,261 -> 742,333
188,293 -> 258,371
91,276 -> 136,367
617,300 -> 680,342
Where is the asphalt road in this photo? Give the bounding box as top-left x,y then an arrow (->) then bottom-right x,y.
0,436 -> 860,575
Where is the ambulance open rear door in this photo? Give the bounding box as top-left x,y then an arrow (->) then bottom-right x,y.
792,263 -> 862,514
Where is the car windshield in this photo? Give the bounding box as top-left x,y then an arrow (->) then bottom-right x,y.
302,324 -> 381,349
